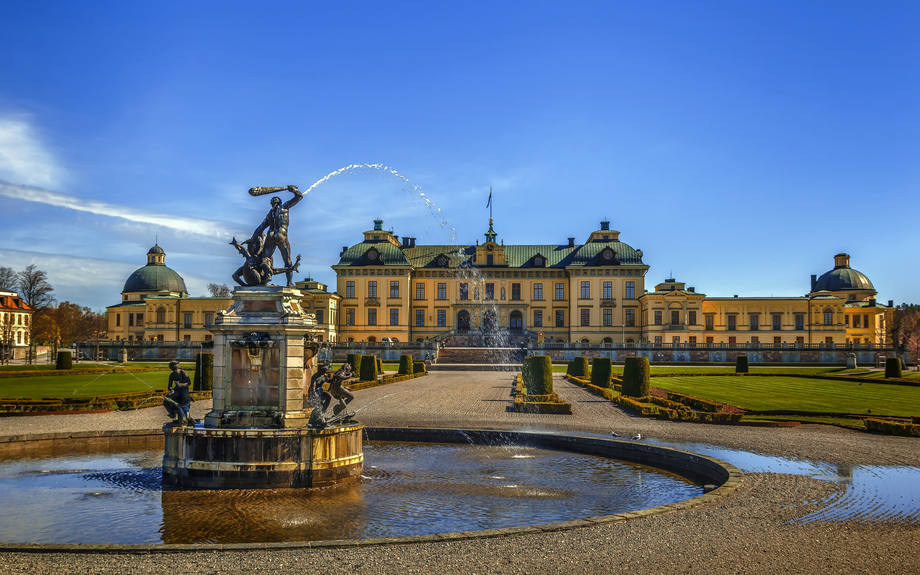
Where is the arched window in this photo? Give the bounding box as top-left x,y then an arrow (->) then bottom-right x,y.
416,337 -> 424,343
823,308 -> 833,326
626,338 -> 635,344
458,311 -> 471,330
581,338 -> 590,344
347,337 -> 355,343
156,307 -> 166,324
510,311 -> 523,331
367,336 -> 377,343
603,337 -> 613,343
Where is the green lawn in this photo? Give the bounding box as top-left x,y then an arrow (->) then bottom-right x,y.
551,365 -> 870,375
652,376 -> 920,417
0,370 -> 184,399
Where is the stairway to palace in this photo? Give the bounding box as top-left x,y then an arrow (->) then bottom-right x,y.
429,347 -> 525,371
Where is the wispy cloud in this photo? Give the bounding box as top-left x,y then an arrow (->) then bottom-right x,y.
0,116 -> 60,187
0,180 -> 234,238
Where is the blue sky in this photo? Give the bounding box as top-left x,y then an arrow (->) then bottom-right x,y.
1,1 -> 917,311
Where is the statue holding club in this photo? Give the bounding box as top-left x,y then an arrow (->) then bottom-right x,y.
230,185 -> 303,287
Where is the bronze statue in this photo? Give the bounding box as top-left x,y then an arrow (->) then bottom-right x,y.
230,185 -> 303,287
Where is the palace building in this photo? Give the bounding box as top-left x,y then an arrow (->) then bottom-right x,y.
106,245 -> 339,345
332,219 -> 890,347
0,290 -> 35,360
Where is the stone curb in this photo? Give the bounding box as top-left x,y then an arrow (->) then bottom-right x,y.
0,427 -> 743,554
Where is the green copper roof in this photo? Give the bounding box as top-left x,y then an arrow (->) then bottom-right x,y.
123,263 -> 188,294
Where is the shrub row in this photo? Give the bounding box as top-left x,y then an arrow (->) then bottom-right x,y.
0,366 -> 174,379
644,396 -> 692,413
348,370 -> 427,391
664,391 -> 726,413
658,408 -> 743,423
0,390 -> 211,413
566,357 -> 589,377
865,418 -> 920,437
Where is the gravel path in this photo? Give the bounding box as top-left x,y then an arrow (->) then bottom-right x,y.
0,371 -> 918,574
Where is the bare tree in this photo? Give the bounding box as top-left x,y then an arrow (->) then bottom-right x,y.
0,267 -> 17,292
887,303 -> 920,366
16,265 -> 54,363
207,283 -> 232,298
0,311 -> 13,365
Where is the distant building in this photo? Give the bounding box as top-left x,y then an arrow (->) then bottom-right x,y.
106,245 -> 338,345
332,219 -> 889,347
0,290 -> 34,360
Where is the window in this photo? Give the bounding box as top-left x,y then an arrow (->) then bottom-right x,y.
485,283 -> 494,300
796,336 -> 805,344
555,283 -> 565,300
824,308 -> 833,326
486,255 -> 494,266
116,314 -> 121,327
795,315 -> 804,330
346,309 -> 356,326
705,315 -> 714,330
727,315 -> 737,331
729,336 -> 736,345
603,309 -> 612,327
437,283 -> 447,300
863,314 -> 869,328
673,336 -> 680,344
533,283 -> 543,301
826,336 -> 834,345
580,281 -> 590,299
654,336 -> 662,345
534,309 -> 543,327
437,309 -> 446,327
390,281 -> 400,298
655,311 -> 662,325
316,309 -> 324,324
346,281 -> 355,298
204,313 -> 213,325
706,336 -> 713,344
511,283 -> 521,300
671,310 -> 680,325
581,309 -> 590,326
416,309 -> 425,326
184,334 -> 192,343
534,256 -> 543,266
688,311 -> 696,326
625,281 -> 635,299
749,314 -> 759,331
774,336 -> 781,345
751,336 -> 759,345
845,315 -> 850,327
137,313 -> 144,326
390,309 -> 399,326
416,282 -> 425,300
555,309 -> 565,327
368,281 -> 377,298
773,315 -> 781,330
129,313 -> 135,327
852,315 -> 860,328
603,281 -> 612,299
156,307 -> 166,324
184,313 -> 193,329
205,334 -> 212,342
625,309 -> 635,326
689,336 -> 697,344
459,283 -> 469,300
368,308 -> 377,326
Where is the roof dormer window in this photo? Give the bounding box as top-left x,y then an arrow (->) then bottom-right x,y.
366,249 -> 380,262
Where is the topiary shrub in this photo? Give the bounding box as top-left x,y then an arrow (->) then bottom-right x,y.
622,356 -> 650,397
413,361 -> 426,373
886,357 -> 903,379
398,354 -> 414,375
590,357 -> 612,388
56,351 -> 72,370
194,353 -> 213,391
347,353 -> 363,375
735,355 -> 749,374
523,356 -> 553,395
360,355 -> 379,382
376,356 -> 383,373
567,356 -> 589,377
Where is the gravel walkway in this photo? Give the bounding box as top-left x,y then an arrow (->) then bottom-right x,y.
1,371 -> 918,574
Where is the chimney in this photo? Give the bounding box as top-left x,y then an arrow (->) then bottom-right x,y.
340,246 -> 348,257
889,300 -> 894,308
869,298 -> 876,307
688,287 -> 695,293
567,237 -> 575,248
811,274 -> 817,292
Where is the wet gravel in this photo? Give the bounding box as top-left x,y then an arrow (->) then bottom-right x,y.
1,371 -> 918,573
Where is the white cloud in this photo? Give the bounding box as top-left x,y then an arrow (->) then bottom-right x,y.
0,180 -> 234,239
0,116 -> 60,186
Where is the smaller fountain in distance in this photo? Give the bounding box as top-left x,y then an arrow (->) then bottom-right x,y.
162,184 -> 363,489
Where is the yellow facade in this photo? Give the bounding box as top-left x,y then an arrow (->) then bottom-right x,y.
333,221 -> 889,348
0,290 -> 34,359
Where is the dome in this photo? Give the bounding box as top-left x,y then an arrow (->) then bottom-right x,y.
123,264 -> 188,294
147,244 -> 165,255
812,253 -> 875,293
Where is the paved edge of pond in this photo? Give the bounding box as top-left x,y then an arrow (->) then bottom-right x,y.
0,426 -> 743,554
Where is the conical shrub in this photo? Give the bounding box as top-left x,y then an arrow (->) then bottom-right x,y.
347,353 -> 363,375
886,357 -> 903,379
360,355 -> 379,381
398,354 -> 414,375
735,355 -> 749,374
567,356 -> 589,377
622,356 -> 650,397
590,357 -> 612,388
523,356 -> 553,395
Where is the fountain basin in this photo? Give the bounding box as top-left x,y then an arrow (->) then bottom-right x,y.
162,422 -> 363,489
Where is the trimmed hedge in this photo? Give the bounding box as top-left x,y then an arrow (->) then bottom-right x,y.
56,351 -> 72,370
413,361 -> 426,373
590,357 -> 613,388
913,416 -> 920,425
359,355 -> 379,382
622,356 -> 650,397
567,357 -> 589,377
398,355 -> 414,375
865,418 -> 920,437
665,391 -> 725,413
348,370 -> 428,391
523,356 -> 553,395
194,353 -> 213,391
735,355 -> 749,374
347,353 -> 363,375
376,356 -> 383,373
886,357 -> 903,379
